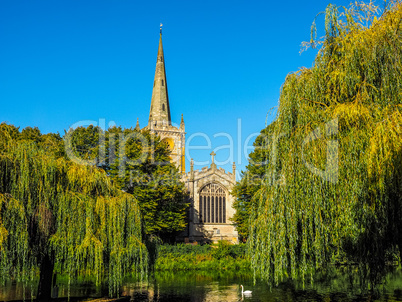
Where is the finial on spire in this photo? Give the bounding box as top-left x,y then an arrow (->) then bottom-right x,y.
232,162 -> 236,182
180,114 -> 185,130
135,118 -> 140,130
190,158 -> 194,181
160,23 -> 163,34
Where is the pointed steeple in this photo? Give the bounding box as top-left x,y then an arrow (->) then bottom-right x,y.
135,118 -> 140,130
232,162 -> 236,182
180,114 -> 185,130
148,27 -> 171,128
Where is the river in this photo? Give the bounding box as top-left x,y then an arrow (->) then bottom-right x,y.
1,269 -> 402,301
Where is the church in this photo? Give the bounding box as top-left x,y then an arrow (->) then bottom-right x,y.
139,28 -> 238,244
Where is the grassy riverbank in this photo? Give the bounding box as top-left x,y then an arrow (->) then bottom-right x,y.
154,242 -> 251,271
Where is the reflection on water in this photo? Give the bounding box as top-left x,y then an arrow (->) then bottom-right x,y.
124,270 -> 402,302
1,269 -> 402,301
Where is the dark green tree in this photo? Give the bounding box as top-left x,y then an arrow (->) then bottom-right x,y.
64,125 -> 189,242
106,127 -> 189,242
64,125 -> 103,165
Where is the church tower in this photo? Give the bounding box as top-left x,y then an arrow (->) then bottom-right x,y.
145,26 -> 186,174
138,26 -> 238,243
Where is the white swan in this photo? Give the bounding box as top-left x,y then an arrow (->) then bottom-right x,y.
240,285 -> 252,295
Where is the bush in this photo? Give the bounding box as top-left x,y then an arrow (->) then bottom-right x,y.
154,243 -> 250,271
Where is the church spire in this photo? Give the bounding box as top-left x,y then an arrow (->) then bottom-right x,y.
148,26 -> 171,127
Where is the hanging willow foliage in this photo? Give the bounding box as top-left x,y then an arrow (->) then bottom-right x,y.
248,1 -> 402,287
0,136 -> 148,297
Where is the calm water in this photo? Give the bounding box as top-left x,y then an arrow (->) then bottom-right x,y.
2,270 -> 402,301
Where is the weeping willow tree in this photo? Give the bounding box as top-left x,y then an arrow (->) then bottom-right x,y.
0,127 -> 148,299
248,1 -> 402,287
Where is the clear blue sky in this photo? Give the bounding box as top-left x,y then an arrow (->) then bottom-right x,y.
0,0 -> 356,176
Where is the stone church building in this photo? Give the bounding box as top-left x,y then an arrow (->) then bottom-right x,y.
139,29 -> 238,243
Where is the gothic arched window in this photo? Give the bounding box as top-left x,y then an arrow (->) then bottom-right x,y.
199,183 -> 226,223
162,104 -> 165,111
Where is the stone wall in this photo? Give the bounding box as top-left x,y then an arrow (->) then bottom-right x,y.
182,163 -> 238,243
146,124 -> 186,174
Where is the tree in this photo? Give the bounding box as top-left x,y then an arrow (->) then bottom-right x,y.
0,123 -> 20,150
231,125 -> 272,241
64,125 -> 103,165
20,126 -> 42,142
0,123 -> 65,158
0,132 -> 147,299
106,127 -> 189,242
248,1 -> 402,287
39,132 -> 65,158
64,125 -> 189,242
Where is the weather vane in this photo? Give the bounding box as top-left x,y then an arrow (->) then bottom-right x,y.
160,23 -> 163,34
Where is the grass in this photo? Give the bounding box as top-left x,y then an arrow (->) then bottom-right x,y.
154,242 -> 251,272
